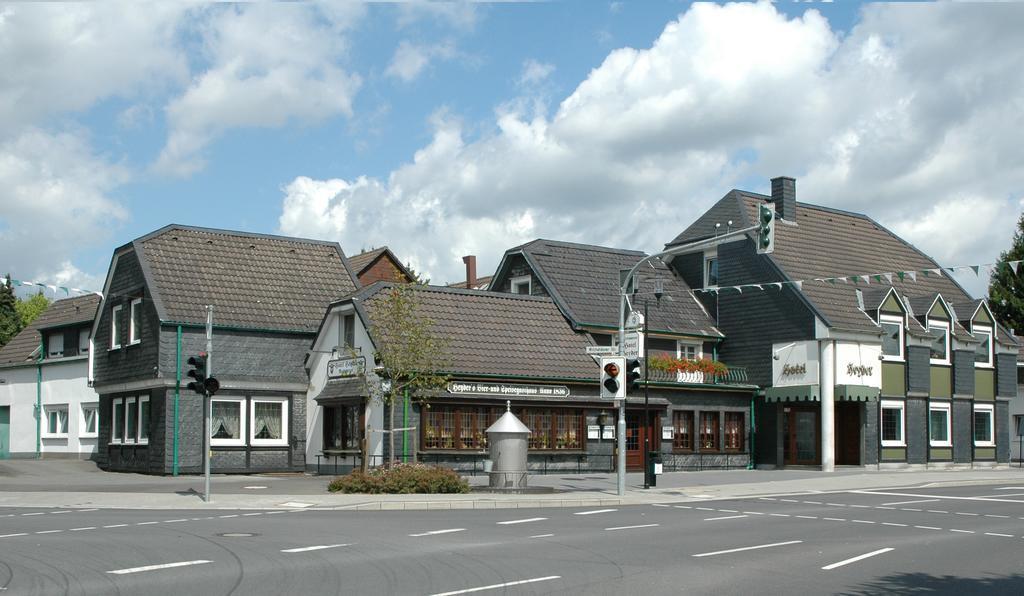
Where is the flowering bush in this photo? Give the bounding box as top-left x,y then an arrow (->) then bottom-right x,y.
328,463 -> 470,494
647,354 -> 729,377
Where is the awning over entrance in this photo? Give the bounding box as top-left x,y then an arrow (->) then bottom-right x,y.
314,378 -> 365,406
764,384 -> 880,403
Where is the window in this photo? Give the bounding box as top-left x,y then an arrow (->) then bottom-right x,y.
421,406 -> 582,451
79,328 -> 90,354
110,305 -> 122,349
928,320 -> 950,364
81,403 -> 98,437
129,298 -> 142,344
973,404 -> 994,446
323,405 -> 361,451
343,314 -> 355,348
211,398 -> 246,446
47,332 -> 64,359
699,412 -> 719,451
510,275 -> 531,295
704,256 -> 719,288
111,398 -> 124,443
724,412 -> 745,452
879,315 -> 904,360
929,402 -> 951,447
678,342 -> 700,361
138,396 -> 149,444
973,326 -> 993,367
881,400 -> 905,446
124,397 -> 138,444
251,397 -> 289,446
673,411 -> 694,451
44,405 -> 69,437
1014,415 -> 1024,437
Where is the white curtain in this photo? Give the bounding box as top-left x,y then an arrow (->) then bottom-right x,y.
212,402 -> 240,439
254,402 -> 282,439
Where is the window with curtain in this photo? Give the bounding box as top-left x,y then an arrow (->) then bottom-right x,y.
420,406 -> 582,451
125,397 -> 138,443
112,398 -> 124,442
250,398 -> 288,446
673,411 -> 694,451
724,412 -> 744,451
699,412 -> 719,451
211,399 -> 243,445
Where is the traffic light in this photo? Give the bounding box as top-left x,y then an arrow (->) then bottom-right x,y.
757,203 -> 775,254
626,358 -> 642,392
600,356 -> 625,399
186,354 -> 207,395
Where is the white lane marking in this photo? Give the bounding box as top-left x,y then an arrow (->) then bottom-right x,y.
743,511 -> 765,516
849,505 -> 870,509
824,518 -> 847,522
769,513 -> 790,518
281,544 -> 350,553
984,532 -> 1014,538
822,547 -> 894,571
674,506 -> 692,510
36,530 -> 62,534
69,527 -> 96,531
955,512 -> 979,516
0,533 -> 28,538
780,499 -> 798,503
704,515 -> 748,522
994,487 -> 1024,490
759,498 -> 777,501
851,520 -> 875,525
241,513 -> 262,517
163,519 -> 187,523
881,522 -> 907,527
855,490 -> 1024,504
605,524 -> 659,531
103,524 -> 128,529
78,509 -> 98,512
985,514 -> 1010,519
695,507 -> 715,512
136,521 -> 159,526
914,526 -> 942,531
266,511 -> 286,515
22,513 -> 45,517
108,560 -> 213,575
429,575 -> 561,596
574,509 -> 617,516
796,515 -> 818,520
51,511 -> 71,515
876,506 -> 896,510
651,504 -> 670,508
976,493 -> 1024,498
804,501 -> 823,505
530,534 -> 554,539
950,529 -> 974,534
718,509 -> 738,513
693,540 -> 803,558
825,503 -> 847,507
497,517 -> 547,525
882,499 -> 939,506
243,486 -> 268,489
901,508 -> 922,512
409,528 -> 466,537
218,515 -> 238,519
926,510 -> 949,514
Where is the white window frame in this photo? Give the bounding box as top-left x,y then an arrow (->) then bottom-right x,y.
129,298 -> 142,345
211,397 -> 247,447
79,328 -> 90,354
110,305 -> 122,350
137,395 -> 149,445
80,403 -> 99,438
928,402 -> 952,447
123,396 -> 137,444
880,400 -> 906,447
879,314 -> 905,362
928,319 -> 950,365
111,397 -> 124,444
510,275 -> 532,295
677,341 -> 702,361
43,405 -> 69,438
703,249 -> 719,288
250,397 -> 289,447
47,332 -> 65,359
973,325 -> 993,368
973,403 -> 995,447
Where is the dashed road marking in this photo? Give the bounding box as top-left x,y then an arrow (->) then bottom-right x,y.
950,529 -> 974,534
882,499 -> 939,506
821,547 -> 893,571
108,560 -> 213,575
984,532 -> 1013,538
0,533 -> 28,538
693,540 -> 802,558
409,528 -> 466,537
103,524 -> 128,529
704,515 -> 748,522
881,522 -> 907,527
851,520 -> 875,525
769,513 -> 791,518
281,544 -> 350,553
605,524 -> 659,531
824,518 -> 847,522
136,521 -> 159,526
430,575 -> 561,596
914,526 -> 941,531
796,515 -> 818,520
69,527 -> 96,531
574,509 -> 617,516
36,530 -> 62,534
497,517 -> 548,525
530,534 -> 554,539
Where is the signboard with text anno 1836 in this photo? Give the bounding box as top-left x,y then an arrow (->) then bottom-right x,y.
447,382 -> 570,399
327,356 -> 365,379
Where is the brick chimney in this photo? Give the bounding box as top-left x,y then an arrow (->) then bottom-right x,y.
770,176 -> 796,220
462,255 -> 477,289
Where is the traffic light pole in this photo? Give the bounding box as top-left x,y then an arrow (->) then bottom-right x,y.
615,224 -> 759,497
204,306 -> 213,503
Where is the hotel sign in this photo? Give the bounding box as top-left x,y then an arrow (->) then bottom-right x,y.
447,382 -> 570,398
327,356 -> 365,379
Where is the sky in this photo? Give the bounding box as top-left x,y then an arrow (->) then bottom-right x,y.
1,1 -> 1022,301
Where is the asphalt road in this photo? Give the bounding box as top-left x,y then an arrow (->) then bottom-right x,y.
3,482 -> 1024,595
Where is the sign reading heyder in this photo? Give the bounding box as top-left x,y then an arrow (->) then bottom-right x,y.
448,382 -> 570,398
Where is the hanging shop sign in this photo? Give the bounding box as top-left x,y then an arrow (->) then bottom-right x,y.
327,356 -> 365,379
447,382 -> 570,399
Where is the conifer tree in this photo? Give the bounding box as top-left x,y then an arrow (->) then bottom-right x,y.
989,213 -> 1024,333
0,275 -> 19,347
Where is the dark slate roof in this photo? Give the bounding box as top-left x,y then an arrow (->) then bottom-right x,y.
0,294 -> 100,368
351,283 -> 597,381
135,225 -> 359,332
860,287 -> 897,312
495,239 -> 722,338
672,192 -> 978,335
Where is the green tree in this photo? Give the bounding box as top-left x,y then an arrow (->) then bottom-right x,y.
403,261 -> 430,285
16,292 -> 50,328
0,275 -> 19,347
363,284 -> 450,466
989,213 -> 1024,333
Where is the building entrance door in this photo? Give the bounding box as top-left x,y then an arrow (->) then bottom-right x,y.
0,406 -> 9,459
625,411 -> 659,471
834,402 -> 861,465
783,406 -> 820,465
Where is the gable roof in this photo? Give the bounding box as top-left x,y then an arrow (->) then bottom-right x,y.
123,225 -> 360,332
672,192 -> 980,336
348,283 -> 597,381
347,246 -> 414,282
0,294 -> 100,368
448,275 -> 493,290
491,239 -> 722,338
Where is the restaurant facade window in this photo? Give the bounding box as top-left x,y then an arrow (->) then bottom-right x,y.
699,412 -> 719,451
673,411 -> 694,451
723,412 -> 744,452
421,405 -> 583,451
323,404 -> 361,451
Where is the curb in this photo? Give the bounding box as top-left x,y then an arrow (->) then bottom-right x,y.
320,498 -> 626,511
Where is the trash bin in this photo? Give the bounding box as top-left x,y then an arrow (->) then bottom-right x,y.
647,451 -> 663,487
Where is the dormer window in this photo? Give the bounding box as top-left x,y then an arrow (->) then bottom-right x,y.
129,297 -> 142,345
47,332 -> 64,359
973,325 -> 993,367
879,314 -> 904,361
928,320 -> 950,365
511,275 -> 531,295
704,250 -> 719,288
79,328 -> 90,354
110,304 -> 122,350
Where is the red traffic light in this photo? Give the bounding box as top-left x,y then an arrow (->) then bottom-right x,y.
603,362 -> 620,377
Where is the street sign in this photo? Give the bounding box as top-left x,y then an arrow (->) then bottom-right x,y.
586,345 -> 618,355
625,310 -> 644,330
328,356 -> 366,379
623,331 -> 643,360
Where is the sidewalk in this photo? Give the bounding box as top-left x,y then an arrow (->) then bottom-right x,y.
2,460 -> 1022,511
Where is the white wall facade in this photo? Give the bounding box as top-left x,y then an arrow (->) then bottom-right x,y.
0,357 -> 99,458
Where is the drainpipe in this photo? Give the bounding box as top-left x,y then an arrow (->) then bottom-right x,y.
173,325 -> 181,476
402,388 -> 409,463
36,338 -> 43,459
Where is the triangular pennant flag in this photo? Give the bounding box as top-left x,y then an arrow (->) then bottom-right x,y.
793,280 -> 803,290
58,286 -> 69,295
828,278 -> 837,285
944,268 -> 957,276
884,273 -> 893,284
753,284 -> 763,291
861,275 -> 871,284
1011,261 -> 1020,275
931,268 -> 943,277
840,277 -> 850,284
46,285 -> 56,293
897,271 -> 905,281
922,270 -> 931,277
771,282 -> 783,290
908,271 -> 917,282
970,265 -> 980,276
851,276 -> 860,285
873,275 -> 883,284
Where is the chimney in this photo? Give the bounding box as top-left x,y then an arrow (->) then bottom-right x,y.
770,176 -> 796,220
462,255 -> 477,289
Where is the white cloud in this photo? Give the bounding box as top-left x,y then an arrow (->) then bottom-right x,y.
386,40 -> 458,82
280,2 -> 1023,297
154,4 -> 363,176
0,129 -> 129,290
518,59 -> 555,88
395,2 -> 479,31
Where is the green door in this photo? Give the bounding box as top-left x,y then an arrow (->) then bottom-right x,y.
0,406 -> 9,459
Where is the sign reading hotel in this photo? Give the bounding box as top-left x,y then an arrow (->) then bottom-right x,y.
447,382 -> 570,398
327,356 -> 365,379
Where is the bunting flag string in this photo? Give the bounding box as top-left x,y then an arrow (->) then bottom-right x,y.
2,276 -> 97,298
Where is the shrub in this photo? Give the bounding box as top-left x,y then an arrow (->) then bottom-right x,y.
328,463 -> 470,494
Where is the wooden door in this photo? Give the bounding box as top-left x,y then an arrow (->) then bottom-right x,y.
625,411 -> 659,470
834,402 -> 861,466
783,407 -> 820,465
